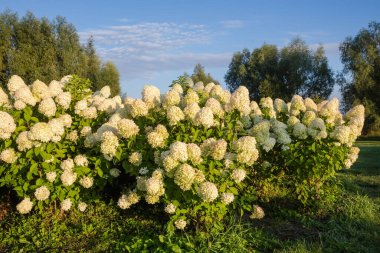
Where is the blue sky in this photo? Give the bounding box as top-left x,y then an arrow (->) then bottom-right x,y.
1,0 -> 379,98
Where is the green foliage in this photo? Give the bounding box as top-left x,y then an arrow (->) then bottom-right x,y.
97,61 -> 121,96
0,142 -> 379,252
64,75 -> 92,101
225,38 -> 335,101
339,21 -> 380,136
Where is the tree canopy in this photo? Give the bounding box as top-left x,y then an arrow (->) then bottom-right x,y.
191,63 -> 220,85
0,10 -> 120,95
225,38 -> 334,101
339,22 -> 380,135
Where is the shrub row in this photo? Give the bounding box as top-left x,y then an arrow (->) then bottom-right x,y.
0,75 -> 364,231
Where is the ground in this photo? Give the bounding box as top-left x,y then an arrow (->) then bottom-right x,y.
0,141 -> 379,252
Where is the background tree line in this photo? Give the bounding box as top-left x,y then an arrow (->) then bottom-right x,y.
0,10 -> 120,95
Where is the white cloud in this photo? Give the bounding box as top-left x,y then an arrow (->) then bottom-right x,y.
79,22 -> 233,82
287,31 -> 330,39
309,42 -> 340,56
220,20 -> 245,29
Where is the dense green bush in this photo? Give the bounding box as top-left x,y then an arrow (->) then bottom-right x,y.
0,75 -> 120,212
0,75 -> 364,232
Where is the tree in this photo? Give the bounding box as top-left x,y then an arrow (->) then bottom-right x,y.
225,38 -> 335,101
0,10 -> 121,95
191,63 -> 220,85
98,61 -> 121,96
0,11 -> 17,89
339,22 -> 380,135
54,16 -> 87,77
85,36 -> 101,89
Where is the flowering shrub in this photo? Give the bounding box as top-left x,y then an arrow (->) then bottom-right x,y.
0,75 -> 121,213
83,77 -> 364,231
0,74 -> 364,232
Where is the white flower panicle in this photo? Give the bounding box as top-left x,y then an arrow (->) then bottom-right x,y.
250,205 -> 265,219
167,106 -> 185,126
197,181 -> 218,202
55,92 -> 71,109
231,169 -> 246,183
183,89 -> 200,106
142,85 -> 161,108
61,198 -> 72,211
61,158 -> 74,171
0,148 -> 17,163
78,202 -> 88,212
274,98 -> 288,114
0,111 -> 16,140
293,122 -> 308,139
129,152 -> 142,166
195,107 -> 214,128
61,170 -> 77,186
14,86 -> 37,106
233,136 -> 259,165
117,119 -> 139,139
230,86 -> 251,115
290,95 -> 306,116
7,75 -> 27,94
48,80 -> 64,97
46,171 -> 57,182
79,176 -> 94,188
174,164 -> 195,191
118,191 -> 140,209
147,124 -> 169,148
0,87 -> 9,106
169,141 -> 188,162
221,192 -> 235,205
16,197 -> 33,214
28,122 -> 54,142
184,102 -> 201,121
80,126 -> 92,137
187,143 -> 202,165
165,203 -> 176,214
308,118 -> 327,140
205,98 -> 225,118
100,131 -> 119,160
130,99 -> 148,118
31,80 -> 51,101
174,219 -> 187,230
34,186 -> 50,201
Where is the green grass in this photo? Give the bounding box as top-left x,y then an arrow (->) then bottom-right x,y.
1,142 -> 379,252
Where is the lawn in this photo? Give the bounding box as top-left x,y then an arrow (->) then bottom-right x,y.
0,142 -> 379,252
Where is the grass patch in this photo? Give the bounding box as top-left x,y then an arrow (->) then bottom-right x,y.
1,142 -> 379,252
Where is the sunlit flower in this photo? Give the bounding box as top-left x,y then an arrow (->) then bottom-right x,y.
221,192 -> 234,205
61,198 -> 72,211
34,186 -> 50,201
174,164 -> 195,191
197,181 -> 218,202
16,197 -> 33,214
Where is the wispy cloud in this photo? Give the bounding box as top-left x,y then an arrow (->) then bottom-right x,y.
309,42 -> 340,56
287,31 -> 330,39
220,20 -> 245,29
79,22 -> 231,81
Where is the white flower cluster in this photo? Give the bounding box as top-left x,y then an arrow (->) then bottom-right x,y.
0,111 -> 16,139
16,197 -> 33,214
233,136 -> 259,165
117,191 -> 140,209
197,181 -> 218,202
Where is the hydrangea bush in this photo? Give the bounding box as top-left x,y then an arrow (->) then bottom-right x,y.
0,75 -> 121,213
0,75 -> 364,232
